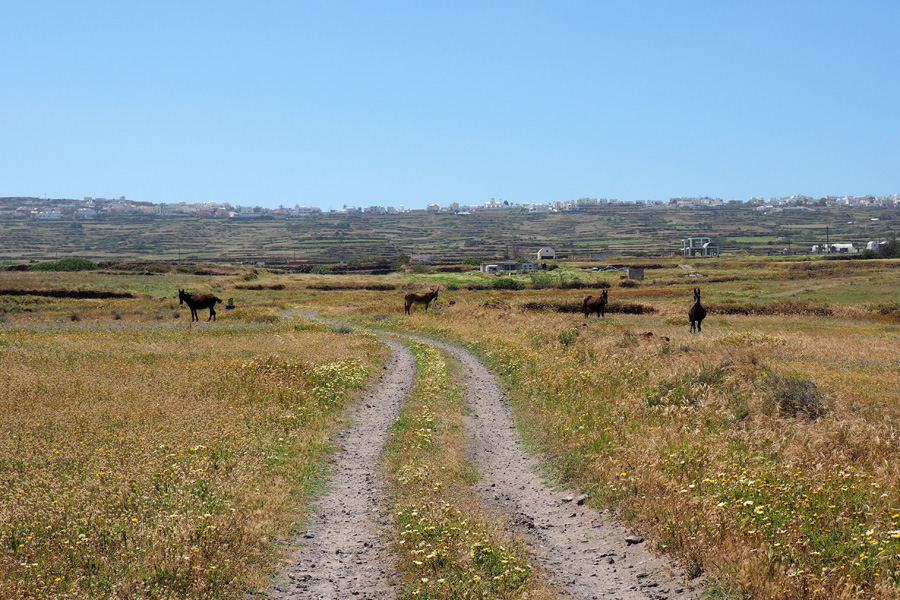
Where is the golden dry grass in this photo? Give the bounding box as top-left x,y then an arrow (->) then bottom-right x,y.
328,264 -> 900,600
4,258 -> 900,599
0,318 -> 384,599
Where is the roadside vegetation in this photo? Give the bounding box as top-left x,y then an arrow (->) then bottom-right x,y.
335,257 -> 900,600
0,306 -> 384,599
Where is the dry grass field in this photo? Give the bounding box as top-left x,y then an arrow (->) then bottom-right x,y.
2,255 -> 900,599
321,256 -> 900,599
0,274 -> 385,599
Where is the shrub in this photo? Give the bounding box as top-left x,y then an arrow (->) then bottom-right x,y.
462,257 -> 481,266
877,240 -> 900,258
558,280 -> 590,289
529,271 -> 554,289
557,328 -> 578,346
310,265 -> 333,275
29,257 -> 97,272
391,253 -> 411,270
493,277 -> 522,291
769,373 -> 827,419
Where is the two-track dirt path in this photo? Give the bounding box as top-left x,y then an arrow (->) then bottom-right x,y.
268,313 -> 701,599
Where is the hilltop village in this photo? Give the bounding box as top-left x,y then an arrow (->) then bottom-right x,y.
2,193 -> 900,221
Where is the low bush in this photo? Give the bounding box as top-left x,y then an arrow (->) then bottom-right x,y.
493,277 -> 523,291
768,372 -> 827,419
29,257 -> 97,272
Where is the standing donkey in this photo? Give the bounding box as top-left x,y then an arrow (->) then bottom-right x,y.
689,287 -> 707,334
582,289 -> 609,318
404,288 -> 439,315
179,289 -> 222,322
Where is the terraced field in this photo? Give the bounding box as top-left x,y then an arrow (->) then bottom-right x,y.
1,204 -> 899,264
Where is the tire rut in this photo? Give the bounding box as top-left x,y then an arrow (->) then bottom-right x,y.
267,337 -> 414,600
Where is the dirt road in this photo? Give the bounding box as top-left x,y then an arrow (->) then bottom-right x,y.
269,318 -> 700,599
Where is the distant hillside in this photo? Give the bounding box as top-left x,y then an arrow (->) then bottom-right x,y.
1,205 -> 898,264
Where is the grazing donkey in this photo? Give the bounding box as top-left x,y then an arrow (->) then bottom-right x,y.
178,289 -> 222,322
404,288 -> 439,315
582,289 -> 609,318
689,287 -> 707,334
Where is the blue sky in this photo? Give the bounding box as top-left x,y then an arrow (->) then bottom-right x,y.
2,1 -> 898,209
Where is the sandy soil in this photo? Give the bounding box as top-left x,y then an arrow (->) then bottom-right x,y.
267,315 -> 702,599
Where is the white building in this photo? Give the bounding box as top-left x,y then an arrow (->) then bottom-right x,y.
817,243 -> 856,254
536,247 -> 556,260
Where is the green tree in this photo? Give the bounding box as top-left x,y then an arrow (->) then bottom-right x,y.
391,253 -> 411,270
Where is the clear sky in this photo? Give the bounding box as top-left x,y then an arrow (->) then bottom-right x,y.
2,1 -> 898,210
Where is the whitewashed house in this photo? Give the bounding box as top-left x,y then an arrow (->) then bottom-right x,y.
536,247 -> 556,260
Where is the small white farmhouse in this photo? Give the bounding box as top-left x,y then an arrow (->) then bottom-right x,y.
536,247 -> 556,260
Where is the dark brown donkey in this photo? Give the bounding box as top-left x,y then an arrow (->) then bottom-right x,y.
404,288 -> 439,314
582,289 -> 609,318
689,287 -> 707,333
179,289 -> 222,322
